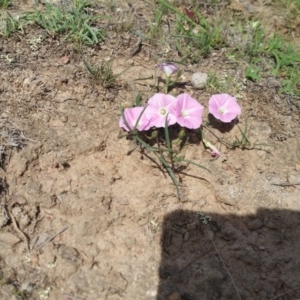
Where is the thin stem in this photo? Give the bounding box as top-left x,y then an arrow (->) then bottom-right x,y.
181,159 -> 210,172
155,151 -> 181,199
165,75 -> 170,93
207,228 -> 242,300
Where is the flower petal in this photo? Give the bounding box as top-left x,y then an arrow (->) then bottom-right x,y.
208,94 -> 241,123
145,93 -> 177,128
176,93 -> 204,129
119,107 -> 152,131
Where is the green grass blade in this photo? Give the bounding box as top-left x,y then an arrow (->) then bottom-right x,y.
134,135 -> 176,153
85,24 -> 98,43
154,151 -> 181,199
237,122 -> 250,146
134,76 -> 154,81
157,0 -> 198,26
135,93 -> 142,106
119,105 -> 133,131
134,105 -> 148,130
181,159 -> 211,172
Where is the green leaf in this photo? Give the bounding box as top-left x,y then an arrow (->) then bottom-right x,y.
246,65 -> 260,81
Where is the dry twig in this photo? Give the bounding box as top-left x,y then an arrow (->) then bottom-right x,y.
128,3 -> 142,56
7,206 -> 30,252
63,294 -> 84,300
271,182 -> 300,187
270,286 -> 300,300
179,248 -> 213,273
34,226 -> 68,250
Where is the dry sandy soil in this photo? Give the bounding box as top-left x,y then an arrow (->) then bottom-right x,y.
0,0 -> 300,299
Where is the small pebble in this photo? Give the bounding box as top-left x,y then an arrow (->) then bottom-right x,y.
191,72 -> 208,89
146,288 -> 157,297
58,56 -> 70,65
29,253 -> 39,265
183,231 -> 189,241
168,292 -> 181,300
60,115 -> 68,123
0,232 -> 21,246
19,214 -> 30,227
199,199 -> 206,207
246,218 -> 263,230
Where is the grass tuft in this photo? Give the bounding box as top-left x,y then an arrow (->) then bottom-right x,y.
24,1 -> 105,46
84,58 -> 131,88
0,11 -> 25,37
0,0 -> 10,9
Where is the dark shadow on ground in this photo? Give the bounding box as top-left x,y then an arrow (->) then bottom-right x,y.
207,114 -> 238,133
156,208 -> 300,300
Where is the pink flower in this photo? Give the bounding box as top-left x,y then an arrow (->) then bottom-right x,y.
144,93 -> 177,128
156,62 -> 179,77
175,93 -> 204,129
119,107 -> 152,131
203,139 -> 221,158
208,94 -> 241,123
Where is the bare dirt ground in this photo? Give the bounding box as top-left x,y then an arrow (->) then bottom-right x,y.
0,0 -> 300,299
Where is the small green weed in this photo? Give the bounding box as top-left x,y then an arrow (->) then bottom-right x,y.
224,17 -> 300,96
147,5 -> 165,41
173,8 -> 223,60
279,66 -> 300,95
105,0 -> 116,12
233,123 -> 251,149
204,121 -> 270,152
110,9 -> 134,33
25,1 -> 105,46
146,0 -> 224,61
207,72 -> 242,95
84,58 -> 131,88
0,11 -> 25,37
0,0 -> 10,9
84,59 -> 116,87
233,123 -> 271,151
273,0 -> 300,27
258,31 -> 300,96
245,65 -> 261,81
207,72 -> 232,94
266,33 -> 300,75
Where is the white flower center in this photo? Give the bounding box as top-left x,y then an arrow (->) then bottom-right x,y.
181,110 -> 188,118
160,108 -> 167,116
218,107 -> 226,114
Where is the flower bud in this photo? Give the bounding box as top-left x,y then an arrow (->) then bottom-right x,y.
155,62 -> 179,77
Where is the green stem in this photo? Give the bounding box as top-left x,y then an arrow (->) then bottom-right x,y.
154,152 -> 181,199
165,75 -> 170,93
